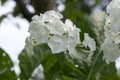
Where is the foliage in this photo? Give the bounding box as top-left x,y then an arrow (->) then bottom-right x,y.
0,0 -> 120,80
0,48 -> 17,80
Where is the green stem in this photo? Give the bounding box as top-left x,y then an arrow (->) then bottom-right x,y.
87,49 -> 102,80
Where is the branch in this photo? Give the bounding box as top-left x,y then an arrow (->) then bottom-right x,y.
14,0 -> 57,21
30,0 -> 57,14
14,0 -> 34,21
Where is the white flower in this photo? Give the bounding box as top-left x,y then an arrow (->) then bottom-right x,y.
101,42 -> 120,62
48,35 -> 67,53
114,32 -> 120,44
64,19 -> 81,53
30,65 -> 44,79
107,15 -> 120,33
29,22 -> 50,44
82,33 -> 96,52
47,20 -> 64,35
67,31 -> 80,53
28,10 -> 84,55
106,0 -> 120,33
44,10 -> 63,20
32,10 -> 63,23
64,19 -> 81,33
64,19 -> 74,32
67,42 -> 77,53
101,0 -> 120,62
25,37 -> 37,55
107,0 -> 120,15
89,11 -> 106,28
65,19 -> 80,44
69,50 -> 81,60
89,11 -> 106,44
31,14 -> 50,23
69,49 -> 93,63
32,15 -> 40,22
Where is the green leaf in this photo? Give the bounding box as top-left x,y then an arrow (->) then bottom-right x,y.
64,61 -> 85,77
99,62 -> 120,80
19,44 -> 52,80
44,55 -> 57,72
87,50 -> 120,80
0,48 -> 17,80
0,15 -> 6,23
63,76 -> 75,80
1,0 -> 7,5
13,6 -> 21,17
42,53 -> 65,80
95,0 -> 99,5
19,39 -> 120,80
63,60 -> 86,80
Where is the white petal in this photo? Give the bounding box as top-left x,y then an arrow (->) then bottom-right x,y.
25,37 -> 36,55
101,42 -> 120,62
82,33 -> 96,51
47,20 -> 64,35
64,19 -> 74,32
44,10 -> 63,20
48,35 -> 67,53
29,22 -> 50,44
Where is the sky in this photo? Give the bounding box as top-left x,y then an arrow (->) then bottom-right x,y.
0,0 -> 29,75
0,0 -> 120,75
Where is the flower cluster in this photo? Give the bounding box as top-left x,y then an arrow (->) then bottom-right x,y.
25,10 -> 96,62
28,10 -> 81,54
102,0 -> 120,62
